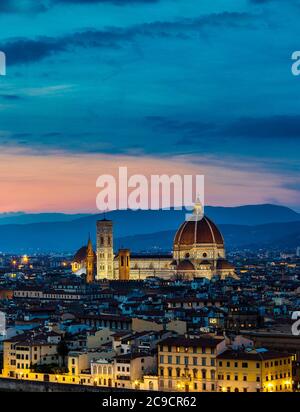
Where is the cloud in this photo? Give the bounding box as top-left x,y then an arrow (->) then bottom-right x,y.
1,38 -> 67,65
0,147 -> 298,212
54,0 -> 160,4
0,0 -> 48,13
0,12 -> 256,65
22,84 -> 74,96
249,0 -> 299,3
222,115 -> 300,139
0,0 -> 164,15
0,94 -> 22,100
147,115 -> 300,146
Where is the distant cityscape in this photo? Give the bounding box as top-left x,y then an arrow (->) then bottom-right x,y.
0,203 -> 299,392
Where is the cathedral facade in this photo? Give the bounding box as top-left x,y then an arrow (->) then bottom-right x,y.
72,201 -> 237,282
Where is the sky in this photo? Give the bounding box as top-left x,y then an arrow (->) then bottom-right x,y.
0,0 -> 300,213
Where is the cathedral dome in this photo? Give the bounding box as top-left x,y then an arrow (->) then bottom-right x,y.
174,216 -> 224,247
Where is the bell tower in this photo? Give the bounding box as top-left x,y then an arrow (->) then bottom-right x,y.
118,249 -> 130,281
96,219 -> 114,280
86,236 -> 95,284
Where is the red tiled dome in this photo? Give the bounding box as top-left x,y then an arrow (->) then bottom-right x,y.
174,216 -> 224,246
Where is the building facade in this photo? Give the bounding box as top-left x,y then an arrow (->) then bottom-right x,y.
217,349 -> 293,392
158,335 -> 226,392
96,219 -> 114,280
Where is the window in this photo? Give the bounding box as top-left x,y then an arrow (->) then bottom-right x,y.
243,376 -> 247,382
226,361 -> 230,367
160,356 -> 164,364
193,357 -> 197,366
242,362 -> 248,368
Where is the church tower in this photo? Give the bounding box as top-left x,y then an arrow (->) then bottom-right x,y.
96,219 -> 114,280
118,249 -> 130,281
86,236 -> 95,284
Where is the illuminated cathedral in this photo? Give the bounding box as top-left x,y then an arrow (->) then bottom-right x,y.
72,200 -> 237,282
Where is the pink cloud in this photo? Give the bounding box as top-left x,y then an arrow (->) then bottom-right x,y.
0,148 -> 299,213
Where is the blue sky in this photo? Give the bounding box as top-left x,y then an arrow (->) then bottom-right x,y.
0,0 -> 300,212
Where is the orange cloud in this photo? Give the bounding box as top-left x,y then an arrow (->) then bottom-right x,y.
0,148 -> 298,213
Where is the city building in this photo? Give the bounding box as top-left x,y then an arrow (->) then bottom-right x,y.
158,335 -> 226,392
217,349 -> 293,392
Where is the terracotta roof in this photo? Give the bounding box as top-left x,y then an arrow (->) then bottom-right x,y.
216,259 -> 234,270
73,246 -> 96,263
160,335 -> 222,348
174,216 -> 224,246
177,259 -> 195,271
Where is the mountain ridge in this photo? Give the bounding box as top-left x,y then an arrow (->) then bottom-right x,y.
0,204 -> 298,253
0,204 -> 298,226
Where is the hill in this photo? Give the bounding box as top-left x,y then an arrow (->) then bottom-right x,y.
0,205 -> 298,253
